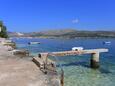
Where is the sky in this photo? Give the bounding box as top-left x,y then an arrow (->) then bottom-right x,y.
0,0 -> 115,32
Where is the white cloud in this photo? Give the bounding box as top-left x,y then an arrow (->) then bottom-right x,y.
72,19 -> 79,24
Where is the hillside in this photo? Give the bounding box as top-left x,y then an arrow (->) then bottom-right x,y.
8,29 -> 115,38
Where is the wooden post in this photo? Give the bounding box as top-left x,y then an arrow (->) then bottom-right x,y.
60,69 -> 64,86
90,52 -> 100,69
41,53 -> 48,74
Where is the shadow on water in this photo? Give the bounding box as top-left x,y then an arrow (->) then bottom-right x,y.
57,61 -> 112,74
99,68 -> 112,74
56,61 -> 90,68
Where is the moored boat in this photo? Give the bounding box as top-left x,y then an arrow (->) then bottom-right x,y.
28,42 -> 40,45
103,41 -> 111,45
72,47 -> 84,51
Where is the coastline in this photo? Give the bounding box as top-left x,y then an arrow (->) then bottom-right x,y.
9,36 -> 115,40
0,39 -> 59,86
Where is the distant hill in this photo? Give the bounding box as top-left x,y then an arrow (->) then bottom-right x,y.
39,29 -> 77,36
8,29 -> 115,38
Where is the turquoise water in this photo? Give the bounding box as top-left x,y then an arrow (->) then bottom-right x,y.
13,38 -> 115,86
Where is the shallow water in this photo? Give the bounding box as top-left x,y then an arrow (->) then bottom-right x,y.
13,38 -> 115,86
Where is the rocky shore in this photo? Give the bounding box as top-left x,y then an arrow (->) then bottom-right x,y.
0,39 -> 59,86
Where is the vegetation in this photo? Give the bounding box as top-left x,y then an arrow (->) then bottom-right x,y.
0,21 -> 8,38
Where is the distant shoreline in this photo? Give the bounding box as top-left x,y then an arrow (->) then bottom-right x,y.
8,29 -> 115,38
10,36 -> 115,39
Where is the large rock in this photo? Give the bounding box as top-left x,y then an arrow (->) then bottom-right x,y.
13,49 -> 29,58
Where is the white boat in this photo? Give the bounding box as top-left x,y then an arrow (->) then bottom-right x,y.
28,42 -> 40,45
103,41 -> 111,45
72,47 -> 84,51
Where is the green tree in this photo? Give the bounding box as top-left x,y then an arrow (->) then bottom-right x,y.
0,21 -> 8,38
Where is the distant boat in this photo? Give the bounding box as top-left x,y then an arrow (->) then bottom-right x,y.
103,41 -> 111,45
28,42 -> 40,45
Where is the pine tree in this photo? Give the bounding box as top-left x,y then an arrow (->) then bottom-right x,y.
0,21 -> 8,38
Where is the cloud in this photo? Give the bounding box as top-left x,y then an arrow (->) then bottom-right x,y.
72,19 -> 79,24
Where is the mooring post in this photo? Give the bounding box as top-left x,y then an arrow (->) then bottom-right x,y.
60,69 -> 64,86
40,53 -> 48,74
90,52 -> 100,69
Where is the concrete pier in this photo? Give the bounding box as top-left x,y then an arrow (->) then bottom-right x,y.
32,48 -> 109,86
39,49 -> 108,69
32,48 -> 108,86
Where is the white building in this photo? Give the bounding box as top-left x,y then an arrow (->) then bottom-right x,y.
0,27 -> 1,32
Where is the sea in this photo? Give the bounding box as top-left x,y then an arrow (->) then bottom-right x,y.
12,38 -> 115,86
